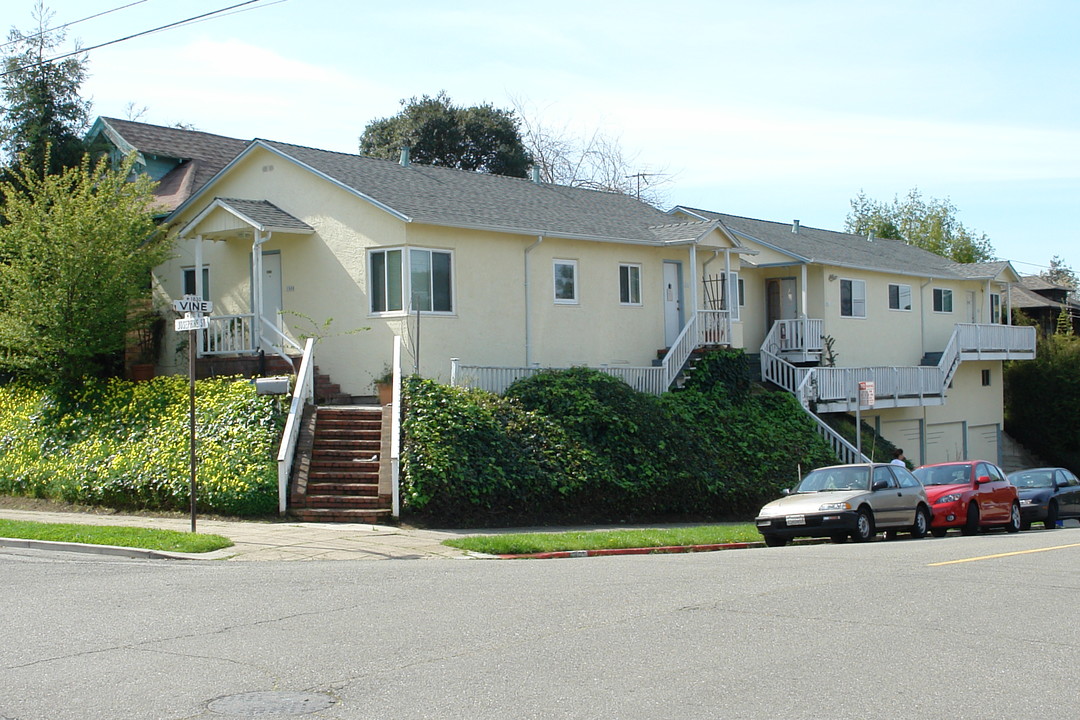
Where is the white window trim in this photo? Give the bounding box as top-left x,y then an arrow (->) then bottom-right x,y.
619,263 -> 642,306
554,259 -> 579,305
727,271 -> 741,321
888,282 -> 912,312
933,287 -> 954,314
368,246 -> 455,317
182,266 -> 210,301
840,277 -> 867,318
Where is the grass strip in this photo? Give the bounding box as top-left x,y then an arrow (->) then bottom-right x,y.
0,519 -> 234,553
443,524 -> 760,555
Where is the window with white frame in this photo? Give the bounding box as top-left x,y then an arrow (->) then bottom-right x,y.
888,283 -> 912,311
619,264 -> 641,305
369,247 -> 453,314
933,287 -> 953,313
840,278 -> 866,318
554,259 -> 578,304
990,292 -> 1002,323
183,267 -> 210,301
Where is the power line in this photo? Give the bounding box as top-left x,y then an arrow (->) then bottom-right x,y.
0,1 -> 149,52
1,0 -> 276,77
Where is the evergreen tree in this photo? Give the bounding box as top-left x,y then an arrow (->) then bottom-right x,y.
1,2 -> 91,176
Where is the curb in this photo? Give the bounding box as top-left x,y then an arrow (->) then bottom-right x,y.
497,541 -> 762,560
0,537 -> 231,561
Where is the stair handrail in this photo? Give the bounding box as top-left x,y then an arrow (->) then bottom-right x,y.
659,313 -> 700,389
276,337 -> 316,515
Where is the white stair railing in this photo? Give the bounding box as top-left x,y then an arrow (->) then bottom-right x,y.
276,337 -> 315,516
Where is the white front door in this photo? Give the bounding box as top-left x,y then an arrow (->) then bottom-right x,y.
261,251 -> 283,334
663,261 -> 683,347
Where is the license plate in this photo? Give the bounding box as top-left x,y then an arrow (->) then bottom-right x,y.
786,514 -> 806,526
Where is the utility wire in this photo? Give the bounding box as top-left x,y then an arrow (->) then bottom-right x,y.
1,0 -> 272,77
0,1 -> 148,52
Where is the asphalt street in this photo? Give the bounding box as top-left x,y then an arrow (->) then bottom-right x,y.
3,526 -> 1079,719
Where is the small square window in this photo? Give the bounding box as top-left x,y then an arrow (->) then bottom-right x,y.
554,260 -> 578,304
888,283 -> 912,311
933,288 -> 953,313
183,267 -> 210,300
840,278 -> 866,318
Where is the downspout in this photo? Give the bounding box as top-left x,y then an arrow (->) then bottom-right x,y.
524,235 -> 543,366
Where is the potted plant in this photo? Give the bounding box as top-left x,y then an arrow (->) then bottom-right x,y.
374,364 -> 394,405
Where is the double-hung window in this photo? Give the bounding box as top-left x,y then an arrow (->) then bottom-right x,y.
619,264 -> 641,305
840,278 -> 866,318
183,267 -> 210,301
554,259 -> 578,304
727,271 -> 742,321
369,247 -> 453,314
933,288 -> 953,313
888,283 -> 912,311
990,292 -> 1002,323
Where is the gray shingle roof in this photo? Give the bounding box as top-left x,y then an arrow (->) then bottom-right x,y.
216,198 -> 313,232
253,140 -> 702,244
679,207 -> 983,280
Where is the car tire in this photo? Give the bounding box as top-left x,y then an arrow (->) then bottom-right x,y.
763,535 -> 787,547
930,527 -> 948,538
1006,502 -> 1021,533
851,508 -> 874,543
1044,502 -> 1059,530
830,534 -> 848,544
962,504 -> 980,536
910,506 -> 930,539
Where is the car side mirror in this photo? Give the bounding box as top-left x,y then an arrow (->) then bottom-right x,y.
781,488 -> 792,496
975,475 -> 991,485
872,479 -> 889,491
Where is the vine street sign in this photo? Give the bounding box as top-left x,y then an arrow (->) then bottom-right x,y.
172,295 -> 213,315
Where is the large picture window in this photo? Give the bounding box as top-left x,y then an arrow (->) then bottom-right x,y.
933,288 -> 953,313
619,264 -> 641,305
369,247 -> 453,314
840,278 -> 866,318
888,283 -> 912,311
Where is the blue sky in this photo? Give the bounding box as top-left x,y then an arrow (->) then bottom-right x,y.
18,0 -> 1080,274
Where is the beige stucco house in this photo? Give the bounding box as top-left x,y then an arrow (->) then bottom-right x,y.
92,117 -> 1034,475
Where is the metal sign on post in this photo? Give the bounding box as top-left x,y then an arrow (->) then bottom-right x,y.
858,381 -> 876,408
172,296 -> 211,534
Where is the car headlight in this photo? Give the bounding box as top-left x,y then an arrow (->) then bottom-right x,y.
819,501 -> 852,511
935,493 -> 962,504
1019,498 -> 1039,507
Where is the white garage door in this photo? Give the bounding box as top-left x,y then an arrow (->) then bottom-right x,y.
925,422 -> 964,464
967,423 -> 1000,465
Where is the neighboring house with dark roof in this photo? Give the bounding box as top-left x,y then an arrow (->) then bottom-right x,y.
1010,276 -> 1080,335
671,207 -> 1035,467
86,117 -> 249,213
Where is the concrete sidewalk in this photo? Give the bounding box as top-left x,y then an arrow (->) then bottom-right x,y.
0,509 -> 476,561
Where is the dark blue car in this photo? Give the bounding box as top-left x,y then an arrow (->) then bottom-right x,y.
1007,467 -> 1080,530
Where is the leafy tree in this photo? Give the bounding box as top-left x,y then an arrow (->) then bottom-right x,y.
1005,334 -> 1080,472
1041,255 -> 1078,297
1,2 -> 91,176
845,188 -> 995,263
0,152 -> 169,392
360,91 -> 532,178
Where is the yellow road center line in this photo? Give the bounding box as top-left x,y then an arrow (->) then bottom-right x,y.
929,542 -> 1080,566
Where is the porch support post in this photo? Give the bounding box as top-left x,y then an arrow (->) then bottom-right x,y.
252,230 -> 271,349
800,263 -> 808,318
689,244 -> 698,317
194,235 -> 204,299
723,248 -> 732,310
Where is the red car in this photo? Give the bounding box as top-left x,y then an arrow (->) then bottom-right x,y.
913,461 -> 1021,536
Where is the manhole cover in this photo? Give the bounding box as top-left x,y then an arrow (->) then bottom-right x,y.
208,690 -> 335,716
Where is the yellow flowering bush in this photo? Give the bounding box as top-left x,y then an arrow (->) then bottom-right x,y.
0,376 -> 284,515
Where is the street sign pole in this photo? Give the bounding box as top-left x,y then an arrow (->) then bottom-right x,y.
189,325 -> 197,533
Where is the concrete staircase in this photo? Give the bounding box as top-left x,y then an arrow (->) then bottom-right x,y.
999,432 -> 1050,474
288,406 -> 393,523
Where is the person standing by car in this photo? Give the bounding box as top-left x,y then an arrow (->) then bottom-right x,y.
891,449 -> 907,468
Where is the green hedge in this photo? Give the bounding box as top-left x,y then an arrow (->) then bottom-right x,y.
0,376 -> 284,515
401,349 -> 838,525
1005,334 -> 1080,473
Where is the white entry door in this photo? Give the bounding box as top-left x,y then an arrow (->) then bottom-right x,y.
261,251 -> 283,334
663,261 -> 683,347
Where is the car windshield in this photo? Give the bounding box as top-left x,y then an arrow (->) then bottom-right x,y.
796,466 -> 870,493
1009,470 -> 1054,488
913,464 -> 972,486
